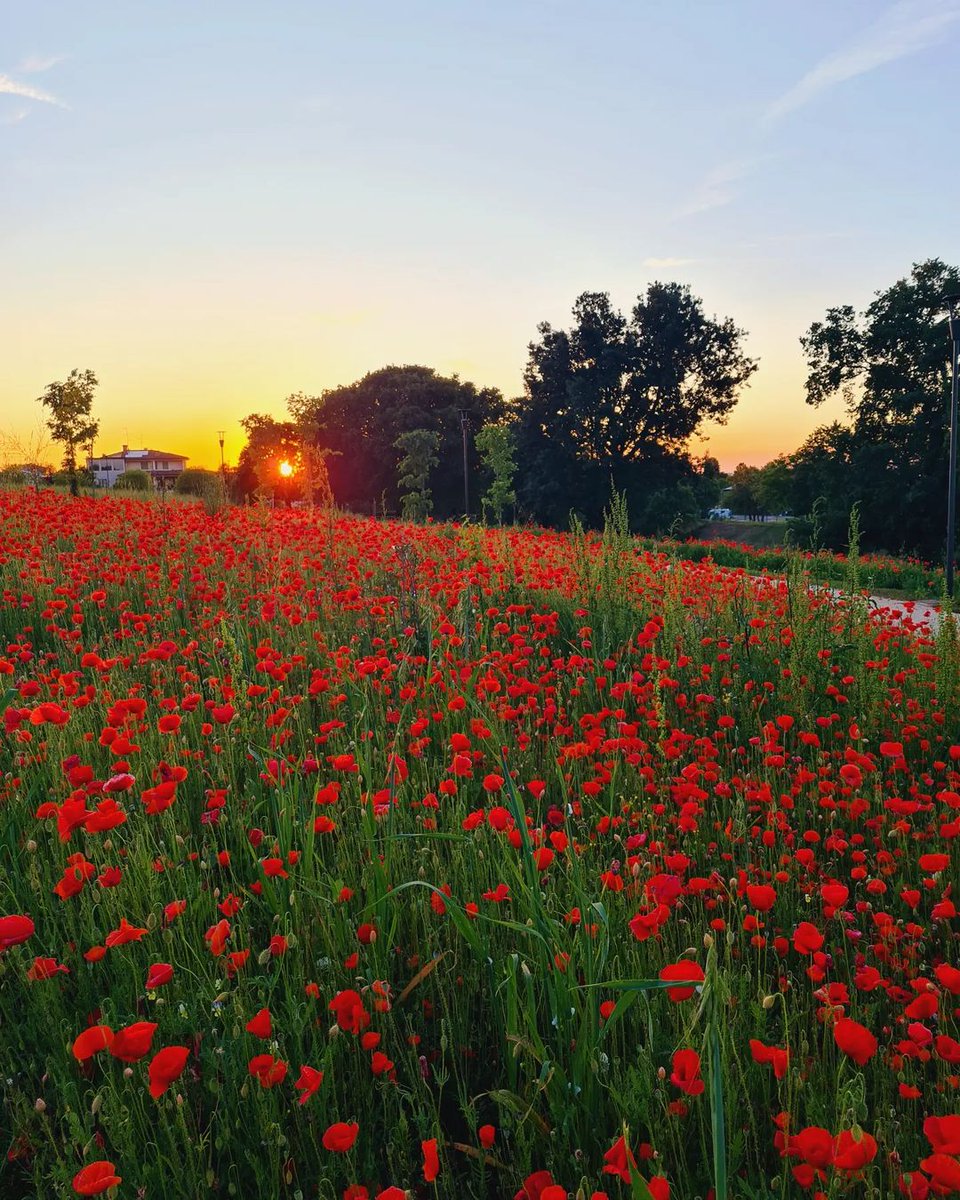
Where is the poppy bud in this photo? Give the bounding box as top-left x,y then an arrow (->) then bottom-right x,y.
703,933 -> 714,949
762,995 -> 776,1010
91,1094 -> 102,1115
26,840 -> 37,852
34,1099 -> 45,1112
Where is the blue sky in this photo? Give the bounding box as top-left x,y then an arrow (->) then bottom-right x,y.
3,0 -> 958,469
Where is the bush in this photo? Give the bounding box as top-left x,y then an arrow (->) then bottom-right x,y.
114,469 -> 151,492
174,468 -> 219,497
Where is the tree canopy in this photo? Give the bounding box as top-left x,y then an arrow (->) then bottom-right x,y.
36,369 -> 99,496
515,285 -> 757,528
292,366 -> 505,517
798,258 -> 960,556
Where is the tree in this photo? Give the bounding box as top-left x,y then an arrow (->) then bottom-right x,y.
37,369 -> 99,496
290,366 -> 505,517
728,463 -> 764,520
643,482 -> 700,535
286,392 -> 335,509
516,286 -> 757,528
755,456 -> 792,517
395,428 -> 439,522
799,258 -> 960,555
475,423 -> 517,524
234,414 -> 302,503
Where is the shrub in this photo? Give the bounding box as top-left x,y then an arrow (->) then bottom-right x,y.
114,469 -> 151,492
174,468 -> 220,498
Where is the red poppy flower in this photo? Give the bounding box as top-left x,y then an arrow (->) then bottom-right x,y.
27,955 -> 68,981
148,1045 -> 190,1098
105,917 -> 147,947
73,1160 -> 122,1195
602,1135 -> 638,1183
920,1154 -> 960,1192
518,1171 -> 557,1200
145,962 -> 174,989
926,1115 -> 960,1155
659,961 -> 705,1002
833,1017 -> 878,1066
422,1138 -> 440,1182
670,1048 -> 705,1096
109,1021 -> 158,1062
788,1126 -> 834,1169
72,1025 -> 115,1062
749,1039 -> 789,1079
248,1054 -> 287,1088
322,1121 -> 359,1152
746,884 -> 776,912
0,914 -> 35,951
793,922 -> 824,954
245,1008 -> 272,1039
329,989 -> 370,1034
479,1124 -> 496,1149
833,1128 -> 877,1172
294,1065 -> 324,1105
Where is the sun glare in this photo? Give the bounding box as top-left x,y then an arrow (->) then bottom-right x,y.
279,460 -> 294,478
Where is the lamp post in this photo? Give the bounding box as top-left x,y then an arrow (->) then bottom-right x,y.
458,409 -> 470,518
945,294 -> 960,596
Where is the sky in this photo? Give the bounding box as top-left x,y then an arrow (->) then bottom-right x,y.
2,0 -> 959,472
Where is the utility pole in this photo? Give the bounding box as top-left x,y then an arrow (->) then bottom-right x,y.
459,409 -> 470,518
945,295 -> 960,596
217,430 -> 225,475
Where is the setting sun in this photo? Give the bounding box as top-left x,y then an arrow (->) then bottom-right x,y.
278,460 -> 294,478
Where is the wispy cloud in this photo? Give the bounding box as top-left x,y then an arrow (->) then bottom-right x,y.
17,53 -> 66,74
675,159 -> 754,219
0,106 -> 30,125
677,1 -> 959,220
642,256 -> 698,269
0,73 -> 67,107
764,0 -> 960,124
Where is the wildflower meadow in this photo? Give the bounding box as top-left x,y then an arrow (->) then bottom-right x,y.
2,488 -> 960,1200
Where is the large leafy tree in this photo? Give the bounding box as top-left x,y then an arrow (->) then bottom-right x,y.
293,366 -> 505,517
234,414 -> 302,503
36,369 -> 99,496
799,258 -> 960,556
516,285 -> 757,528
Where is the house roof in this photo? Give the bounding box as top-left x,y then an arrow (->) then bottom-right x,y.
97,449 -> 188,462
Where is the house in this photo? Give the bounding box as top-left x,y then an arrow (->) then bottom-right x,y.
88,446 -> 188,489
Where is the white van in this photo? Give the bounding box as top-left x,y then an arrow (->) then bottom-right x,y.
708,507 -> 732,519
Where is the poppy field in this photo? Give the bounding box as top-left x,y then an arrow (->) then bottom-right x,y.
3,489 -> 960,1200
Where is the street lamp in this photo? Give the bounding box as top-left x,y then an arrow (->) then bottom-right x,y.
458,409 -> 470,518
944,294 -> 960,596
